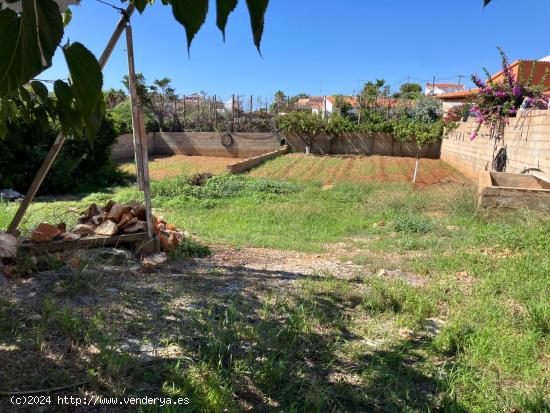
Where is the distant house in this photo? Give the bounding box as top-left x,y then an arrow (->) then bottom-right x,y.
425,83 -> 464,96
436,57 -> 550,112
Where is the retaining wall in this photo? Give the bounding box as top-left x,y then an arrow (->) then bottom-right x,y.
112,132 -> 283,161
441,110 -> 550,180
227,146 -> 290,173
285,133 -> 441,159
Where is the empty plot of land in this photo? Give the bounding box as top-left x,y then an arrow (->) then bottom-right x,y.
119,155 -> 243,180
250,154 -> 468,186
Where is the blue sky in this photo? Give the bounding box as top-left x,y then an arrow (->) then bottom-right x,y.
43,0 -> 550,103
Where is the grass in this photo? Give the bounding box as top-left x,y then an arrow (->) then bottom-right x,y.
1,154 -> 549,411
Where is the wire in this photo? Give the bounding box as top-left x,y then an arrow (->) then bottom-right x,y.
95,0 -> 125,13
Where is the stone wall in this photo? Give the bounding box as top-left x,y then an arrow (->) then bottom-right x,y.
285,133 -> 441,159
441,110 -> 550,180
227,146 -> 290,173
112,132 -> 283,161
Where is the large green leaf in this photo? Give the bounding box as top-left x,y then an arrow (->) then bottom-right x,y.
132,0 -> 151,13
216,0 -> 238,41
171,0 -> 209,51
245,0 -> 269,53
54,79 -> 80,137
30,80 -> 49,101
62,42 -> 104,139
484,0 -> 492,5
0,0 -> 63,98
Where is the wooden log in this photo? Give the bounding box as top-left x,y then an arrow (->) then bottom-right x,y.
18,233 -> 148,255
125,24 -> 145,191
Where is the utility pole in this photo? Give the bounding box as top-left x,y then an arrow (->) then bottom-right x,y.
231,94 -> 235,132
182,95 -> 186,130
432,76 -> 436,96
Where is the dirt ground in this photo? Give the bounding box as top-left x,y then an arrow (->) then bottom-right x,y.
0,244 -> 390,412
119,155 -> 243,180
249,154 -> 468,186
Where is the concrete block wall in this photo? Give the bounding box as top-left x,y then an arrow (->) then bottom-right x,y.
227,146 -> 290,173
441,110 -> 550,180
111,133 -> 155,161
112,132 -> 283,161
285,133 -> 441,159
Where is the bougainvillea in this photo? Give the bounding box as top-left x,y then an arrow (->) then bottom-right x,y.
470,48 -> 548,140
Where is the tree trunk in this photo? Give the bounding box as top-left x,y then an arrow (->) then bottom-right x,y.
413,151 -> 420,183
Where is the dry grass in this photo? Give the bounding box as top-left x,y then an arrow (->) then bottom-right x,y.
119,155 -> 243,180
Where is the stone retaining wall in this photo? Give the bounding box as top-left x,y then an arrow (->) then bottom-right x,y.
441,110 -> 550,180
112,132 -> 283,161
285,133 -> 441,159
227,146 -> 290,173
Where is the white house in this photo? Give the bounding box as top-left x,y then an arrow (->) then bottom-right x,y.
425,83 -> 464,96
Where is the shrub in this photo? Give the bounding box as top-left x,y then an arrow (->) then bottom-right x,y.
173,238 -> 212,259
0,112 -> 129,195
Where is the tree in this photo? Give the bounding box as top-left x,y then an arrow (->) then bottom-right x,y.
271,90 -> 286,113
333,95 -> 354,119
399,83 -> 422,99
122,73 -> 150,107
0,0 -> 270,140
104,88 -> 127,110
149,77 -> 176,131
360,79 -> 390,111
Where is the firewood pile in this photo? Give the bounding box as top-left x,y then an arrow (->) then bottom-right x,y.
29,201 -> 185,252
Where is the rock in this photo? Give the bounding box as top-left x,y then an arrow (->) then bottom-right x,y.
446,225 -> 459,231
166,224 -> 177,231
118,213 -> 138,229
107,203 -> 132,223
0,232 -> 17,260
94,220 -> 119,236
132,203 -> 146,221
142,252 -> 167,272
79,203 -> 100,224
123,221 -> 147,234
160,232 -> 179,252
104,200 -> 116,213
376,269 -> 387,277
62,233 -> 81,242
57,222 -> 67,233
52,281 -> 67,294
0,188 -> 24,202
31,223 -> 62,243
73,224 -> 95,236
97,248 -> 133,264
91,214 -> 105,225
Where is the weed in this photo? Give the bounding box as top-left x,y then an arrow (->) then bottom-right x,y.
172,238 -> 211,259
394,214 -> 434,234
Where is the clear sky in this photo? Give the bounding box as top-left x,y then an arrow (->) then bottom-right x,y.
43,0 -> 550,103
